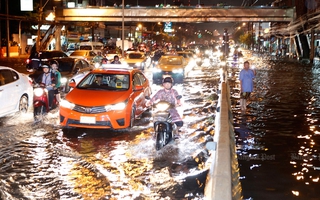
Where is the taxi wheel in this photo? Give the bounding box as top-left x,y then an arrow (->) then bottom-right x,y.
129,107 -> 135,128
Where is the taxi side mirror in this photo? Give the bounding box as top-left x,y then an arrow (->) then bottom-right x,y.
69,81 -> 76,88
134,85 -> 143,91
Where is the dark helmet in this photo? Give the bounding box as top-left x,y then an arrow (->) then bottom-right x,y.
42,64 -> 50,69
162,77 -> 174,84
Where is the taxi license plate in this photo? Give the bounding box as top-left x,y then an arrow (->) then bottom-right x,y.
162,75 -> 171,79
80,116 -> 96,124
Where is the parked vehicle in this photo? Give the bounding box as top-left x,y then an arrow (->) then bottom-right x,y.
0,66 -> 33,118
26,50 -> 68,72
60,64 -> 152,130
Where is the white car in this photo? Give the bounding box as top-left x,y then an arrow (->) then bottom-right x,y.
0,66 -> 33,117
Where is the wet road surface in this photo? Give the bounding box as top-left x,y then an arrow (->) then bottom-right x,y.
0,64 -> 219,199
232,59 -> 320,200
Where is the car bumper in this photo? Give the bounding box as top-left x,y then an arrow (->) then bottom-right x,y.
60,107 -> 130,129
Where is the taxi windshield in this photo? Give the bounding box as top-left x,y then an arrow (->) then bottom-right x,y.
77,73 -> 130,90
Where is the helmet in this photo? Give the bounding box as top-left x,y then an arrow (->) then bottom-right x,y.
42,64 -> 50,68
162,77 -> 173,84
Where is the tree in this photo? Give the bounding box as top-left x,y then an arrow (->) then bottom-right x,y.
239,33 -> 255,49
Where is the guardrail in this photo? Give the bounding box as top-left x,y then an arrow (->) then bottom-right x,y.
204,68 -> 242,199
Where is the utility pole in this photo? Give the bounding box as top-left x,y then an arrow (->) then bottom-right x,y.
6,0 -> 10,57
37,0 -> 43,52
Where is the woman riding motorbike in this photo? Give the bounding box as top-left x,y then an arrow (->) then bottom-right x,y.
146,77 -> 183,130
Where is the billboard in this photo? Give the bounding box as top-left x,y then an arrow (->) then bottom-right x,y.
20,0 -> 33,11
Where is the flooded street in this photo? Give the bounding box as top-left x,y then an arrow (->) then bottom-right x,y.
0,65 -> 219,200
232,59 -> 320,200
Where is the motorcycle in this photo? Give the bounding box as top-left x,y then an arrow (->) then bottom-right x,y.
148,96 -> 182,150
33,83 -> 58,121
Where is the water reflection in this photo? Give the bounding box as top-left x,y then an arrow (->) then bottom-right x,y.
233,60 -> 320,199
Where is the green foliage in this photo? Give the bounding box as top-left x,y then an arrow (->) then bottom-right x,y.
239,33 -> 255,48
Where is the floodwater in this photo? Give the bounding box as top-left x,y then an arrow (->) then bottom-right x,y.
232,59 -> 320,200
0,65 -> 219,200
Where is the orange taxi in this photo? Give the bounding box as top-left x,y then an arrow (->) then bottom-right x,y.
60,64 -> 152,130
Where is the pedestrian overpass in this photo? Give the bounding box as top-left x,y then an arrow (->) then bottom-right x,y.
55,6 -> 295,23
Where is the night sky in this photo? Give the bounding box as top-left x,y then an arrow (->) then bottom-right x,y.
0,0 -> 282,40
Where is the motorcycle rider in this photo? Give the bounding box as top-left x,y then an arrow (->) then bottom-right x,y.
146,77 -> 183,130
50,60 -> 61,103
92,51 -> 104,64
111,55 -> 121,64
35,64 -> 56,109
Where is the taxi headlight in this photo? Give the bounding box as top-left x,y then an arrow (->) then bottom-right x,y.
60,99 -> 75,109
172,68 -> 183,74
34,88 -> 45,97
61,77 -> 68,84
105,102 -> 127,111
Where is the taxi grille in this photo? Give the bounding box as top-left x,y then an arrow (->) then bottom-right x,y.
73,105 -> 106,114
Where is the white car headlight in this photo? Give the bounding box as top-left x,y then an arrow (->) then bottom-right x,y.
34,88 -> 45,97
61,77 -> 68,84
60,99 -> 75,109
172,68 -> 183,74
135,62 -> 141,66
105,102 -> 127,111
152,68 -> 162,73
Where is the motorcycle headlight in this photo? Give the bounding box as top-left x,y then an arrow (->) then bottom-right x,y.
34,88 -> 44,97
172,68 -> 183,74
60,99 -> 75,109
155,102 -> 170,111
61,77 -> 68,84
105,101 -> 127,111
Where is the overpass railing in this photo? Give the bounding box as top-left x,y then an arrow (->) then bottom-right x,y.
204,67 -> 242,200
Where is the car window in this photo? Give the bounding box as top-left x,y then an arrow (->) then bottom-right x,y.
136,72 -> 146,85
89,52 -> 96,56
75,60 -> 83,69
128,53 -> 143,59
93,45 -> 103,51
0,69 -> 18,85
58,60 -> 74,73
80,46 -> 92,50
81,60 -> 89,68
133,73 -> 142,86
78,73 -> 130,90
